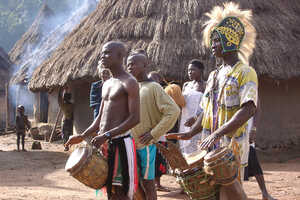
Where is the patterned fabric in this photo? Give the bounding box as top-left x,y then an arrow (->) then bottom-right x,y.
212,16 -> 245,53
179,82 -> 203,156
107,133 -> 138,200
200,61 -> 257,168
155,142 -> 168,178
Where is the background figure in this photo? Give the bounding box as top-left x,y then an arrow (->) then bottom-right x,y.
15,105 -> 31,151
148,71 -> 185,192
128,53 -> 180,200
178,59 -> 205,156
244,102 -> 276,200
58,87 -> 73,151
90,67 -> 111,119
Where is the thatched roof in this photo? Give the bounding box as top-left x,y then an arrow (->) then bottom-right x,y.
9,4 -> 54,66
10,1 -> 97,86
29,0 -> 300,92
9,4 -> 55,85
0,47 -> 12,91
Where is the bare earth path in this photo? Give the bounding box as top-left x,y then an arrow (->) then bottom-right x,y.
0,134 -> 299,200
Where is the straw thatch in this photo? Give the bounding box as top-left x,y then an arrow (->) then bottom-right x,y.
9,4 -> 54,66
29,0 -> 300,92
9,4 -> 54,85
10,1 -> 97,86
0,47 -> 12,91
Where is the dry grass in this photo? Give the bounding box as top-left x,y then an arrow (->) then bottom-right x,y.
28,0 -> 300,91
0,47 -> 12,89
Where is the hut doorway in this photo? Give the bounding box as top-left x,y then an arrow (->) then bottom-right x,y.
39,92 -> 48,123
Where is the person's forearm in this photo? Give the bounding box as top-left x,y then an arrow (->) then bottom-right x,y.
189,112 -> 203,135
214,102 -> 256,138
82,121 -> 99,138
82,111 -> 101,138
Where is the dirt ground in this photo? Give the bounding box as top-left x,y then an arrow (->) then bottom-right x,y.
0,133 -> 300,200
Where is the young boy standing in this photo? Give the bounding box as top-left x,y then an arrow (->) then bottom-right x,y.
16,105 -> 31,151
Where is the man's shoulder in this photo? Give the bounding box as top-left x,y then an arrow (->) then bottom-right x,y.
143,81 -> 162,90
118,73 -> 139,92
237,63 -> 257,77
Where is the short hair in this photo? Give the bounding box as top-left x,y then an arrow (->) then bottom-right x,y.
148,71 -> 164,80
188,59 -> 204,71
130,49 -> 148,58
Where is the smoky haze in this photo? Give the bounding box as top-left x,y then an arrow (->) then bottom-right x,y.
8,0 -> 98,123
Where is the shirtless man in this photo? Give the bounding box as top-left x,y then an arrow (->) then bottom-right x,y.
65,41 -> 140,200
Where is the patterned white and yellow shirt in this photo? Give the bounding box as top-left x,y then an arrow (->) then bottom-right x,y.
200,61 -> 258,166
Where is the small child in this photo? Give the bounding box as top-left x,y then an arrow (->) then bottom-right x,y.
16,105 -> 31,151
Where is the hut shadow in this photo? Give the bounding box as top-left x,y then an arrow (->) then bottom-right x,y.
0,150 -> 76,190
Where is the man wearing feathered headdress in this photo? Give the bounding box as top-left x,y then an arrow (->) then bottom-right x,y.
168,2 -> 258,198
199,1 -> 258,175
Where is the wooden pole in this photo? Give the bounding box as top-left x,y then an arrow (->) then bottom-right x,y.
49,108 -> 62,143
5,83 -> 10,131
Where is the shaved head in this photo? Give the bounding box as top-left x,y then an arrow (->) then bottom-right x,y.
127,53 -> 149,80
127,53 -> 148,67
103,41 -> 127,58
100,41 -> 127,71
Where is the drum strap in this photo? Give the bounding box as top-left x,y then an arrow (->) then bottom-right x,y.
107,135 -> 130,198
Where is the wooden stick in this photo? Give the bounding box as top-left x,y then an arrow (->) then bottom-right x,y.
49,108 -> 62,143
5,83 -> 10,131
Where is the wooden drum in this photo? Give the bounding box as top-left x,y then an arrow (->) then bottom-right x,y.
65,147 -> 108,189
177,167 -> 217,200
204,147 -> 239,186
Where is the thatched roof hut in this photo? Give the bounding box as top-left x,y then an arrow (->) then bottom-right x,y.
0,47 -> 12,128
10,1 -> 97,85
0,47 -> 12,91
28,0 -> 300,92
27,0 -> 300,149
9,4 -> 54,66
9,4 -> 55,85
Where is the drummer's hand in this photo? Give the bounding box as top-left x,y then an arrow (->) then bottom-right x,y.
91,134 -> 107,149
166,132 -> 193,140
184,117 -> 196,127
65,135 -> 84,148
199,132 -> 220,150
140,132 -> 154,145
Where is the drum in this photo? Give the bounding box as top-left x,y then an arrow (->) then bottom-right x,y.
204,147 -> 239,186
65,147 -> 108,189
177,167 -> 217,200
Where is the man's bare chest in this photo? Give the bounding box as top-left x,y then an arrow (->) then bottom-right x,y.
102,81 -> 127,101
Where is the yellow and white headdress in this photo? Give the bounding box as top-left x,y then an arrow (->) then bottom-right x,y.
202,2 -> 256,64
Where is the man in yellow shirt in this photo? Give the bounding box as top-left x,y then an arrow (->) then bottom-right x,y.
168,2 -> 257,199
127,53 -> 180,200
148,71 -> 185,192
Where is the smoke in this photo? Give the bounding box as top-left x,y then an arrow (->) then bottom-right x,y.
8,0 -> 98,122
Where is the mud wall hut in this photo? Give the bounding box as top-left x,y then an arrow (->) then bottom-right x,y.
9,4 -> 55,124
28,0 -> 300,149
9,1 -> 97,127
0,47 -> 12,129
